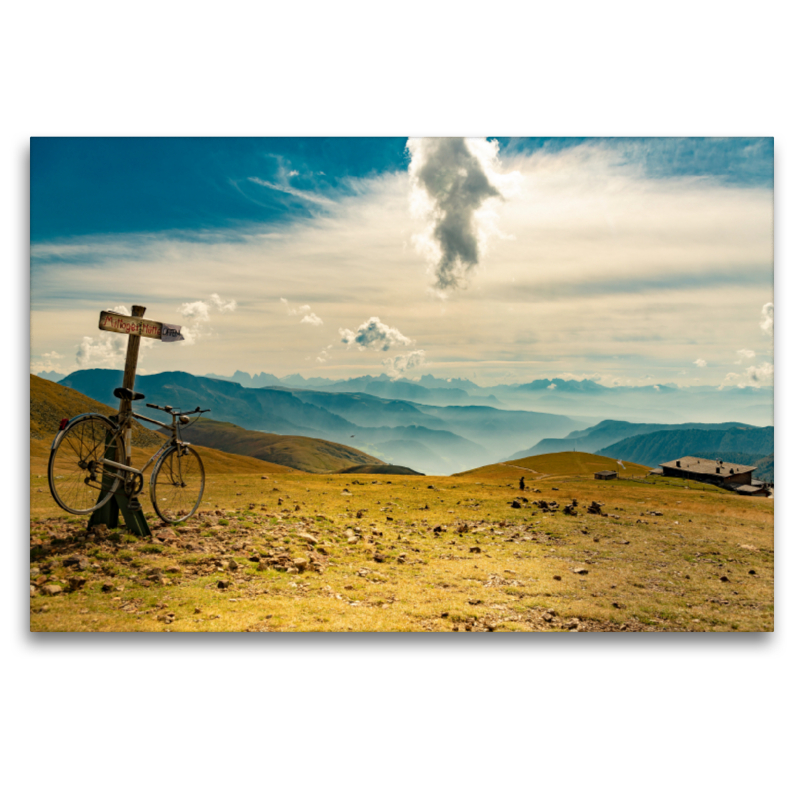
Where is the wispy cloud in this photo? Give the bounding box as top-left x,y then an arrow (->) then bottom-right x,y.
693,358 -> 707,368
248,176 -> 336,207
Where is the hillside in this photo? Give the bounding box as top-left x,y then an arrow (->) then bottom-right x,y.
185,419 -> 387,474
508,419 -> 758,460
597,427 -> 774,467
456,451 -> 648,480
30,374 -> 163,448
336,464 -> 424,476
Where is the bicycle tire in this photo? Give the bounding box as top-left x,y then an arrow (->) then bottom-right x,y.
47,414 -> 123,515
150,444 -> 205,523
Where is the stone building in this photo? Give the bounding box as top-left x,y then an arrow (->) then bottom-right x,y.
658,456 -> 755,488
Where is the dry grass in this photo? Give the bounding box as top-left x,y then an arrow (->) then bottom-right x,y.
30,451 -> 774,633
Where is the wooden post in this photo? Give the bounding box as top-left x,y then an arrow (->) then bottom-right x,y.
88,304 -> 152,538
119,304 -> 146,466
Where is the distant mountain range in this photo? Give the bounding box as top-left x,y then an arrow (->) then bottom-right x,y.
508,419 -> 761,460
36,366 -> 773,427
58,369 -> 582,475
596,427 -> 774,468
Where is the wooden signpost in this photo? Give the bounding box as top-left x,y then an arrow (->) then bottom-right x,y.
88,305 -> 182,536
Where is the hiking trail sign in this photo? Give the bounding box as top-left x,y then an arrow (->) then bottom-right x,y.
88,305 -> 183,537
98,310 -> 184,342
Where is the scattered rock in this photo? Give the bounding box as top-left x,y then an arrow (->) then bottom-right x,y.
510,500 -> 522,509
42,584 -> 63,596
467,598 -> 483,605
573,568 -> 589,575
297,533 -> 319,545
749,569 -> 756,575
553,575 -> 562,581
720,575 -> 730,582
217,580 -> 230,589
469,546 -> 481,553
63,555 -> 90,570
100,583 -> 114,593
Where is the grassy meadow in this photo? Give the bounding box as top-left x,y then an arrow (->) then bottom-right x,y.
30,448 -> 774,632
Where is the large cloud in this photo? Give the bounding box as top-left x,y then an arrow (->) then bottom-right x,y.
408,138 -> 508,294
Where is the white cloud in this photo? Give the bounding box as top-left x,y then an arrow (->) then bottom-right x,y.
75,333 -> 128,368
736,349 -> 755,359
547,383 -> 557,390
693,358 -> 707,368
340,317 -> 412,351
720,361 -> 774,388
760,301 -> 773,338
210,293 -> 237,313
281,299 -> 322,325
316,345 -> 333,363
178,294 -> 237,345
384,349 -> 426,378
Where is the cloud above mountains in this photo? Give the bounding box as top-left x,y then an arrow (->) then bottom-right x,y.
340,317 -> 412,351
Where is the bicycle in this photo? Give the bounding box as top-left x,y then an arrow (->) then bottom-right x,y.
48,386 -> 211,523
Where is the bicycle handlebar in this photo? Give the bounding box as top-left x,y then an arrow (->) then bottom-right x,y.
145,403 -> 210,416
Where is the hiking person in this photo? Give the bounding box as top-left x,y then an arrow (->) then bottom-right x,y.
519,476 -> 525,491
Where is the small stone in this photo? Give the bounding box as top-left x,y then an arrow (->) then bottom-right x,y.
63,555 -> 90,570
227,560 -> 239,571
720,575 -> 730,582
292,558 -> 309,571
100,583 -> 114,593
542,612 -> 554,622
42,584 -> 63,596
297,533 -> 319,545
749,569 -> 756,575
441,612 -> 449,618
217,580 -> 230,589
30,585 -> 36,597
469,546 -> 481,553
573,568 -> 589,575
467,598 -> 482,605
566,619 -> 580,630
553,575 -> 562,581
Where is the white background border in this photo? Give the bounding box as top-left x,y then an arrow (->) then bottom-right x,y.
4,3 -> 795,798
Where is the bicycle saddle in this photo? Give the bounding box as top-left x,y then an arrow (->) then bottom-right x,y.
113,387 -> 145,401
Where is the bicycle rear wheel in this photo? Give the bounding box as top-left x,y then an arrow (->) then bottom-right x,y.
150,444 -> 205,523
48,415 -> 123,514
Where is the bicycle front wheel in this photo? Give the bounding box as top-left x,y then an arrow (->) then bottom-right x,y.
48,415 -> 123,514
150,445 -> 205,523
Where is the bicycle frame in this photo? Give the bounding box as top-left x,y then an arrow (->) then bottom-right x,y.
102,408 -> 191,484
51,408 -> 191,489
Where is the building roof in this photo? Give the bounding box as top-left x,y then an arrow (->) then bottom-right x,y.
734,484 -> 768,494
595,470 -> 617,477
658,456 -> 755,476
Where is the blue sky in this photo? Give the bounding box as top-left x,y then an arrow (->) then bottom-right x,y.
31,137 -> 772,241
30,137 -> 774,389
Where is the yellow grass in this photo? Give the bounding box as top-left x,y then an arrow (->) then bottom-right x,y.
30,450 -> 774,632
